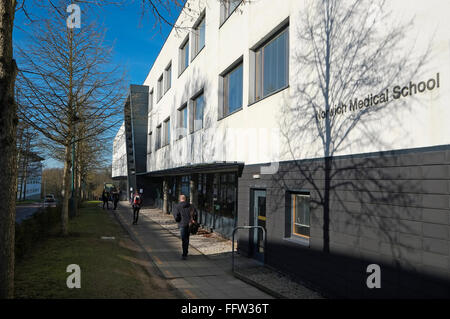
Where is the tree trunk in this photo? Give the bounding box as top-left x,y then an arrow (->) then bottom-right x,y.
61,144 -> 71,236
0,0 -> 18,299
323,156 -> 331,253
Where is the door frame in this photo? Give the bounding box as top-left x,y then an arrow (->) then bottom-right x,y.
249,188 -> 266,261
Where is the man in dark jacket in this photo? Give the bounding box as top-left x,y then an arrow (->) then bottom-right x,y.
173,194 -> 192,260
102,190 -> 109,210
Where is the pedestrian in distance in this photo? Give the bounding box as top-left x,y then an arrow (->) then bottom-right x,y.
113,190 -> 119,210
173,194 -> 198,260
102,190 -> 109,210
132,191 -> 142,225
129,187 -> 134,204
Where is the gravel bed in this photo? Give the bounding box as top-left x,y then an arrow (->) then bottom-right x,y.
140,208 -> 235,255
235,267 -> 324,299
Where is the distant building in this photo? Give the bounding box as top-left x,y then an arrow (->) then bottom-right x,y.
17,152 -> 43,201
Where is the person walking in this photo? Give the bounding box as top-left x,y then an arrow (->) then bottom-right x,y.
102,190 -> 109,210
113,189 -> 119,210
173,194 -> 196,260
132,191 -> 142,225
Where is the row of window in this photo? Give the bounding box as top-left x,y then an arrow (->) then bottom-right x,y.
150,89 -> 205,153
149,23 -> 289,152
20,178 -> 41,185
150,1 -> 243,110
150,12 -> 206,109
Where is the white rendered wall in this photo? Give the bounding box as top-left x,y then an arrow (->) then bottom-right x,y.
112,122 -> 128,178
144,0 -> 450,173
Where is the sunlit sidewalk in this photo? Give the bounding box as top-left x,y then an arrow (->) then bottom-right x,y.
113,202 -> 272,299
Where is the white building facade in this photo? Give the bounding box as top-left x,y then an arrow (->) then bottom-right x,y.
17,156 -> 43,201
115,0 -> 450,298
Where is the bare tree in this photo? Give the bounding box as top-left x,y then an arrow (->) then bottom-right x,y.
16,1 -> 126,235
278,0 -> 429,253
0,0 -> 201,300
41,167 -> 64,199
15,120 -> 40,200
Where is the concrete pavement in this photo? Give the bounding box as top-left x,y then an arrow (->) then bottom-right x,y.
113,202 -> 272,299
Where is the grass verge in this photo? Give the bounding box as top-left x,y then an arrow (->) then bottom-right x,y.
14,201 -> 177,299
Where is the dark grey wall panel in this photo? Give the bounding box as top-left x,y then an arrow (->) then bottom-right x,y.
237,145 -> 450,298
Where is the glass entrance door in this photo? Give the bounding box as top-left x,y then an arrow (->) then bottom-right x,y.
251,189 -> 266,261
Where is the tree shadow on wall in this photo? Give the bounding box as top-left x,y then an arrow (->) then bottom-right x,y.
270,0 -> 446,298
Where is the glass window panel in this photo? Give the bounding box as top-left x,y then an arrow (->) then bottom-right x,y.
222,0 -> 240,22
164,119 -> 170,145
256,28 -> 288,100
194,93 -> 204,131
183,107 -> 187,130
229,0 -> 240,14
157,77 -> 163,100
193,16 -> 206,56
156,126 -> 161,149
255,50 -> 262,100
199,18 -> 205,50
167,119 -> 170,144
185,42 -> 189,68
180,41 -> 189,73
149,91 -> 153,112
165,65 -> 171,92
226,63 -> 243,115
292,194 -> 310,238
223,76 -> 229,115
178,106 -> 187,138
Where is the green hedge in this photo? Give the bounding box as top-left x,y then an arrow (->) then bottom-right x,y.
15,206 -> 61,261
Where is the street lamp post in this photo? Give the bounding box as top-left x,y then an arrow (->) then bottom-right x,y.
69,135 -> 77,218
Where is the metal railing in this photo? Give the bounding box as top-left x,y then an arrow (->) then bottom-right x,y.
232,226 -> 266,272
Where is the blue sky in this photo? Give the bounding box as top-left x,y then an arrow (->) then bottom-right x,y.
14,1 -> 183,168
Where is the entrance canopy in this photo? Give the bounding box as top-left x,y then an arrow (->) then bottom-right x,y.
137,161 -> 245,177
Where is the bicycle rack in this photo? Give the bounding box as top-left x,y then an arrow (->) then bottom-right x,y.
232,226 -> 266,273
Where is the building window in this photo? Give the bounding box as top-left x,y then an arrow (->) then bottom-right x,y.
155,125 -> 161,150
164,63 -> 172,93
217,173 -> 237,219
254,26 -> 289,101
180,175 -> 190,197
192,14 -> 206,59
148,90 -> 154,113
220,0 -> 241,24
190,91 -> 204,133
291,193 -> 310,238
163,118 -> 170,146
179,38 -> 189,75
177,103 -> 188,139
221,61 -> 243,117
157,75 -> 163,101
197,173 -> 214,214
148,131 -> 153,154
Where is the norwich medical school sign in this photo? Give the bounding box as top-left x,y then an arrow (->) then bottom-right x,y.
318,73 -> 441,120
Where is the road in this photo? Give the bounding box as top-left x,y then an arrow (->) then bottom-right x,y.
15,203 -> 43,223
